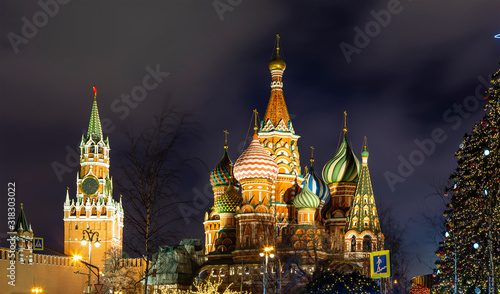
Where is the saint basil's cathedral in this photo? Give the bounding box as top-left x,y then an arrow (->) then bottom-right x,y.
201,36 -> 385,290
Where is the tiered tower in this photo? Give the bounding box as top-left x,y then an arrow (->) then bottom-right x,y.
63,88 -> 124,268
344,139 -> 384,269
233,116 -> 279,262
12,204 -> 34,264
204,131 -> 233,255
258,35 -> 302,234
321,113 -> 360,251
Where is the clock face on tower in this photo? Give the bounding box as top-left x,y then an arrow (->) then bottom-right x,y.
81,176 -> 99,195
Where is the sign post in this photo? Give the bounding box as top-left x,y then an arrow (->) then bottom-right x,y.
33,237 -> 44,251
370,250 -> 391,293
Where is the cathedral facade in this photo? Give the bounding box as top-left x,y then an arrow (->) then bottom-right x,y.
201,36 -> 385,292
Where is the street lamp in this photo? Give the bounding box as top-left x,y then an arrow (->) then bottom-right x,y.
259,246 -> 274,294
31,287 -> 43,293
81,228 -> 101,293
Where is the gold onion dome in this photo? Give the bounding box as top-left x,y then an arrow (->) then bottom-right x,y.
269,54 -> 286,71
268,34 -> 286,71
214,182 -> 242,214
293,182 -> 320,209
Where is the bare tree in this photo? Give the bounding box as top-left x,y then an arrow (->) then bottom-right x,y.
378,202 -> 413,294
101,248 -> 139,293
115,107 -> 202,294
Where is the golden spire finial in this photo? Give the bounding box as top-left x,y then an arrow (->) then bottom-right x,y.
229,162 -> 234,181
310,146 -> 315,167
343,111 -> 348,135
276,34 -> 280,57
67,186 -> 70,191
253,109 -> 259,134
223,130 -> 229,150
21,203 -> 23,210
363,136 -> 367,151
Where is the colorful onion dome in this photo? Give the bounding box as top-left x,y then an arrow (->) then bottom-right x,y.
234,134 -> 279,182
210,148 -> 232,187
322,133 -> 360,184
306,165 -> 330,202
214,182 -> 242,214
293,182 -> 320,209
269,34 -> 286,71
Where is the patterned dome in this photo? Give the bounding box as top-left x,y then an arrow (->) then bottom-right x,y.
305,165 -> 330,202
210,148 -> 232,187
214,183 -> 242,214
293,182 -> 320,209
322,134 -> 360,184
233,134 -> 278,182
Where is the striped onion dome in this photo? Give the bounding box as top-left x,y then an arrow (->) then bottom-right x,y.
214,182 -> 242,214
210,148 -> 232,187
233,134 -> 278,182
293,182 -> 320,209
322,134 -> 360,184
305,165 -> 330,202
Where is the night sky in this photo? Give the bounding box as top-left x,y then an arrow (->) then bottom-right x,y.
1,0 -> 499,279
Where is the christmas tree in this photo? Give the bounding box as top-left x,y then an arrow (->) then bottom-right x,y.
433,66 -> 500,294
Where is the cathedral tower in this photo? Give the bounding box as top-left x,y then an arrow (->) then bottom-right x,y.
64,87 -> 124,269
233,115 -> 279,263
259,35 -> 301,206
204,132 -> 233,255
344,139 -> 384,274
12,204 -> 34,264
322,112 -> 360,250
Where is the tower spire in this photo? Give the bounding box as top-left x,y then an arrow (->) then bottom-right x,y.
343,111 -> 348,136
253,109 -> 259,134
223,130 -> 229,151
275,34 -> 281,58
310,146 -> 315,167
263,35 -> 291,133
87,85 -> 103,142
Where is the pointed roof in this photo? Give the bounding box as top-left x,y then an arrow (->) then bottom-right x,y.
87,86 -> 103,142
14,203 -> 29,232
262,35 -> 292,133
345,141 -> 382,235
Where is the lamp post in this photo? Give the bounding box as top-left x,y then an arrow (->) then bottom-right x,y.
259,247 -> 274,294
81,228 -> 100,293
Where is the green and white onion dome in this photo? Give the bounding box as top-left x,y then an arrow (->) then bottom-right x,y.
293,182 -> 320,209
322,135 -> 360,184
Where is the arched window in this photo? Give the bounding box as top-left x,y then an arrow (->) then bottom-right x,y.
363,235 -> 372,252
351,235 -> 356,252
